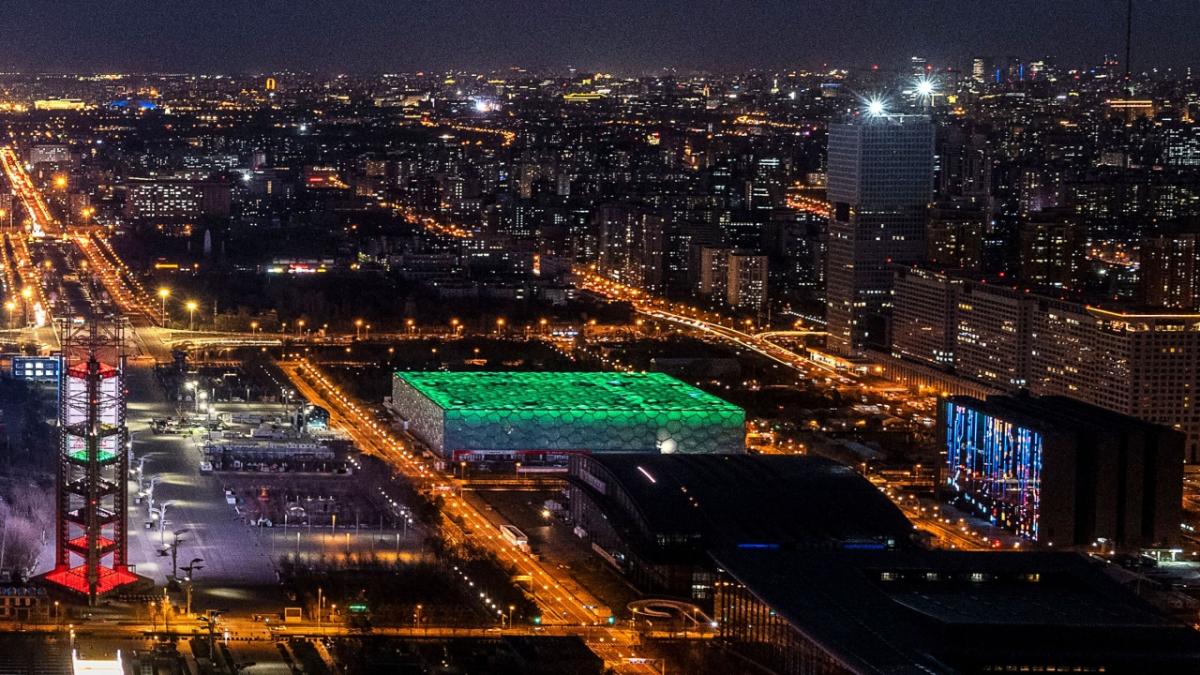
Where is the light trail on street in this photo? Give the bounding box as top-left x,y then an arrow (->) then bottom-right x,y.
0,145 -> 59,238
278,360 -> 611,626
75,232 -> 160,323
5,233 -> 50,327
278,359 -> 670,672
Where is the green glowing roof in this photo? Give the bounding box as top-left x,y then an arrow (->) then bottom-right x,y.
394,371 -> 742,414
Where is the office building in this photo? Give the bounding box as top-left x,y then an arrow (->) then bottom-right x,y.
123,177 -> 231,222
1140,227 -> 1200,310
726,251 -> 769,314
695,246 -> 729,298
392,372 -> 745,460
889,267 -> 1200,460
926,199 -> 986,271
1027,304 -> 1200,460
28,144 -> 71,166
890,266 -> 958,368
595,206 -> 664,293
826,113 -> 934,354
954,279 -> 1034,389
941,394 -> 1182,547
1018,208 -> 1086,291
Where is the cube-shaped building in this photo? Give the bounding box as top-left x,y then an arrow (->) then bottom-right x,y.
392,372 -> 745,460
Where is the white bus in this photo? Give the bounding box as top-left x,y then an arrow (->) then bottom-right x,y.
499,524 -> 529,551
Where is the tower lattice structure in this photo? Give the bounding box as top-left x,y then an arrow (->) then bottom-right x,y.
44,317 -> 137,603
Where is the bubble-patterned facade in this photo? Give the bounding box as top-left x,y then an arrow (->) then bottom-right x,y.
392,372 -> 745,459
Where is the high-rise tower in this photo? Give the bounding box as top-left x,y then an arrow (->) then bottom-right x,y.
825,111 -> 934,354
43,317 -> 137,604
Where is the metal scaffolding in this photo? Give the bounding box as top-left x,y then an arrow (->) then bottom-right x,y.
43,316 -> 137,603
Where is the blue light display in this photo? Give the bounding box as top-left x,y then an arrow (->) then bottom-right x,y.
108,99 -> 158,110
11,356 -> 59,383
944,401 -> 1042,540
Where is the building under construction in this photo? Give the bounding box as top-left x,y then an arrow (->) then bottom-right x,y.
42,317 -> 139,603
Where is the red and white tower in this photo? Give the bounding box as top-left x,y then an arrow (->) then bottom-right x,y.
43,317 -> 138,603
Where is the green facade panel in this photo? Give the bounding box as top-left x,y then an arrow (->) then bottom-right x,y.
392,372 -> 745,456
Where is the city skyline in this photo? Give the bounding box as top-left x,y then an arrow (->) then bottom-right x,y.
1,8 -> 1200,669
0,0 -> 1195,73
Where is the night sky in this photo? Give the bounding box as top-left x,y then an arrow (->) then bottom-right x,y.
1,0 -> 1196,73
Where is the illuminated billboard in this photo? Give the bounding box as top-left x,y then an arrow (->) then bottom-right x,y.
943,399 -> 1042,539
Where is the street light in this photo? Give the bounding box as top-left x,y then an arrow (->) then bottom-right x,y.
158,288 -> 170,326
250,320 -> 259,335
354,318 -> 363,340
153,501 -> 175,545
20,287 -> 31,326
186,301 -> 198,331
3,300 -> 13,329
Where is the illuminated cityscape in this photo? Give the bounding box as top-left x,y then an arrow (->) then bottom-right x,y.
0,2 -> 1199,673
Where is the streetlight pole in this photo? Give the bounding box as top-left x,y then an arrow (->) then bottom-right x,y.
154,501 -> 174,546
158,288 -> 170,326
186,301 -> 198,331
20,287 -> 31,326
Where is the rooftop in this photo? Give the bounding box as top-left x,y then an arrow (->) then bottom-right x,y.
950,394 -> 1182,438
572,454 -> 914,550
714,549 -> 1200,674
394,371 -> 743,414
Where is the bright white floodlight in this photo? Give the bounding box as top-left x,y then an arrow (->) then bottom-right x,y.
915,77 -> 936,98
865,97 -> 887,117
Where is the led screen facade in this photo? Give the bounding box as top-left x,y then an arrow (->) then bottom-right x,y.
393,372 -> 745,458
64,374 -> 120,461
943,400 -> 1043,539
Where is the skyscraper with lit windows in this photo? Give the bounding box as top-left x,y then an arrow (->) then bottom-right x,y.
826,112 -> 934,354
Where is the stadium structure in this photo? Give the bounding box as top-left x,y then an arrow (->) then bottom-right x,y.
392,372 -> 745,460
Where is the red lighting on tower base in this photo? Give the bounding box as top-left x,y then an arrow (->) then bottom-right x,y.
41,317 -> 140,604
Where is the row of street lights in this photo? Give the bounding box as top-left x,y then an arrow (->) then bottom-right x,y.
4,286 -> 35,327
156,287 -> 199,330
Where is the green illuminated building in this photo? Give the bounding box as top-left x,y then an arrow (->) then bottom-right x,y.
392,372 -> 745,459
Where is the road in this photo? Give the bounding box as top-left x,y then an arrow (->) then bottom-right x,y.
0,145 -> 58,237
276,360 -> 668,672
277,359 -> 610,627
